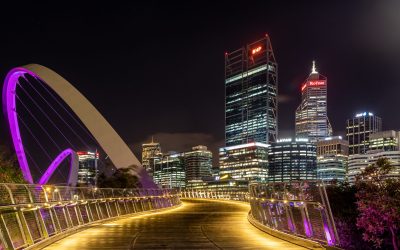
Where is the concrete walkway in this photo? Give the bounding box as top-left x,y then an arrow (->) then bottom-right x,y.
43,199 -> 308,249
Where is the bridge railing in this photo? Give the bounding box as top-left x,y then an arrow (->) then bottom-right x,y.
180,189 -> 249,202
249,181 -> 339,247
0,183 -> 181,250
180,181 -> 339,247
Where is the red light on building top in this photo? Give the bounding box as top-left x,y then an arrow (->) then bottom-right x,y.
251,46 -> 262,55
301,84 -> 307,91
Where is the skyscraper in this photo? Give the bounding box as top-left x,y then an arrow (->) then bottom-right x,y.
225,35 -> 278,146
77,151 -> 99,186
142,138 -> 162,176
316,136 -> 348,183
184,145 -> 212,182
346,112 -> 382,155
153,152 -> 185,189
268,138 -> 317,182
219,142 -> 269,182
295,61 -> 332,142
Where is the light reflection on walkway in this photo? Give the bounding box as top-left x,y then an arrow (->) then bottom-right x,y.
44,199 -> 309,249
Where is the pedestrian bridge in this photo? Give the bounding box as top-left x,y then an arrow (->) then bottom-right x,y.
0,182 -> 338,249
44,199 -> 308,250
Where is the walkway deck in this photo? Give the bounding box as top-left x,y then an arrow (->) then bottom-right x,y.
44,199 -> 309,249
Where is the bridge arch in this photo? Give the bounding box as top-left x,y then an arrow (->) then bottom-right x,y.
3,64 -> 154,187
38,148 -> 78,186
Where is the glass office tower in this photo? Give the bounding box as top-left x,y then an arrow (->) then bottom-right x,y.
225,35 -> 278,146
142,138 -> 162,176
268,138 -> 317,182
219,142 -> 269,182
346,112 -> 382,155
77,151 -> 99,186
295,61 -> 332,142
153,153 -> 185,189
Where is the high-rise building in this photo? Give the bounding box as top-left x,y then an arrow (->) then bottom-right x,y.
268,138 -> 317,182
153,153 -> 185,189
184,145 -> 212,183
346,112 -> 382,155
142,138 -> 162,176
347,150 -> 400,184
295,61 -> 332,142
225,35 -> 278,146
77,151 -> 99,186
219,142 -> 269,182
369,130 -> 400,151
316,136 -> 348,183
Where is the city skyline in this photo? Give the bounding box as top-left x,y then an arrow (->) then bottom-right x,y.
1,1 -> 400,161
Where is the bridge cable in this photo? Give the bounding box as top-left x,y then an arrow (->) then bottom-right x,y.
15,93 -> 66,179
18,79 -> 76,149
16,112 -> 67,180
29,77 -> 108,168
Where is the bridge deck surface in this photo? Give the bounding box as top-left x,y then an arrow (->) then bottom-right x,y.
44,199 -> 307,249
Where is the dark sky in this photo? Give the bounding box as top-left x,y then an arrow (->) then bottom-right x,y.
1,1 -> 400,164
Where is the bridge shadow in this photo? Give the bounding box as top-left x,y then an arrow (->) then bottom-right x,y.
43,199 -> 311,249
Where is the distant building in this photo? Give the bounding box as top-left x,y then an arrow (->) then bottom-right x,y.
184,145 -> 212,183
219,142 -> 268,182
225,35 -> 278,146
295,61 -> 332,142
77,151 -> 99,186
153,153 -> 185,189
369,130 -> 400,151
316,136 -> 348,183
268,138 -> 317,182
347,150 -> 400,184
346,112 -> 382,155
142,138 -> 162,176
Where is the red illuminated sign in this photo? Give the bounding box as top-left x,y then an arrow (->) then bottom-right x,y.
251,46 -> 262,55
309,80 -> 325,86
301,80 -> 325,92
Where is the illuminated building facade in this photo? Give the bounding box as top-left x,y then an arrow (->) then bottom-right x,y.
77,151 -> 99,186
268,138 -> 317,182
225,35 -> 278,146
316,136 -> 348,183
369,130 -> 400,151
219,142 -> 269,182
141,138 -> 162,176
153,153 -> 185,189
347,150 -> 400,184
295,61 -> 332,142
346,112 -> 382,155
184,145 -> 212,182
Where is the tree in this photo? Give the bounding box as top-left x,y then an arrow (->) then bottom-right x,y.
97,165 -> 140,188
0,146 -> 25,183
355,158 -> 400,250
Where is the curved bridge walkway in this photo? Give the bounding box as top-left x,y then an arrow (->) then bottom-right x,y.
43,199 -> 307,249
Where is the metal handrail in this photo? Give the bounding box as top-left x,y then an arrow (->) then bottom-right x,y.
0,183 -> 181,250
180,180 -> 339,247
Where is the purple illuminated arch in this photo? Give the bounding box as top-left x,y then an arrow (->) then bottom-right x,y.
3,64 -> 156,188
3,68 -> 79,185
38,149 -> 78,185
3,68 -> 36,183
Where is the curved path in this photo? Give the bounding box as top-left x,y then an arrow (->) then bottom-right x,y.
44,199 -> 308,249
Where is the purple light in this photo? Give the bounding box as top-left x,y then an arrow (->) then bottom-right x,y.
3,68 -> 35,183
303,218 -> 312,237
3,68 -> 76,185
38,149 -> 76,185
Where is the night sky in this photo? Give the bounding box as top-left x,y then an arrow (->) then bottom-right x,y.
1,1 -> 400,164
